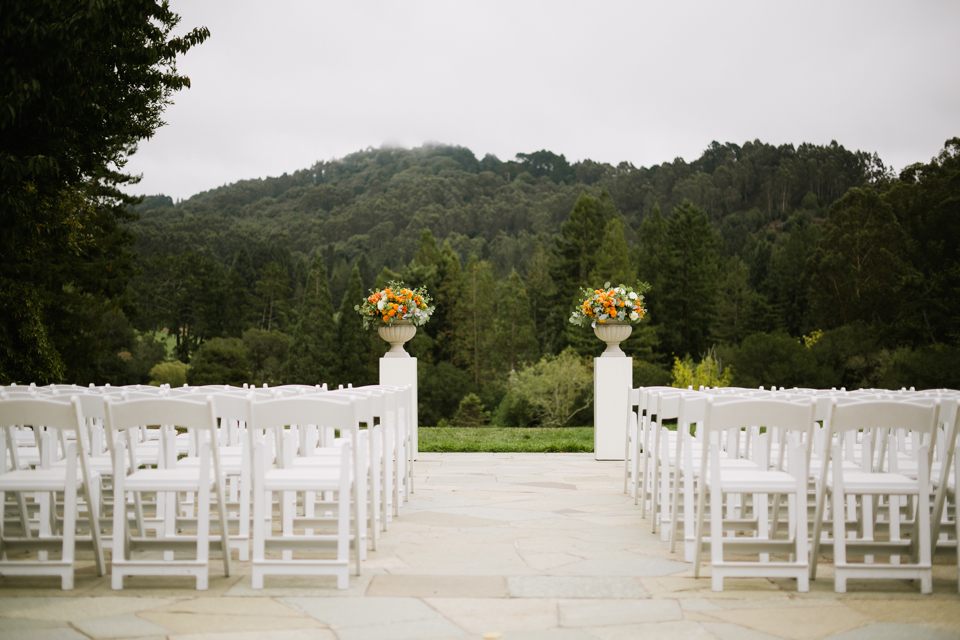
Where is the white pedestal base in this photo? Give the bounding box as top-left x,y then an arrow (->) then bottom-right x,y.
380,357 -> 418,456
594,357 -> 632,461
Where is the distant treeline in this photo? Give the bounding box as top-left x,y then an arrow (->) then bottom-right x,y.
53,139 -> 960,425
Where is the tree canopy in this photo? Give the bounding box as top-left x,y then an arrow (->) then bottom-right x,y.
0,0 -> 209,383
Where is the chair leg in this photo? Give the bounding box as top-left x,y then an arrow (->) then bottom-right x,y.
196,443 -> 211,591
251,441 -> 265,590
832,448 -> 847,593
61,446 -> 78,590
111,445 -> 127,591
710,481 -> 724,592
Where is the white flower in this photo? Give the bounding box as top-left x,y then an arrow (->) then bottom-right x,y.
628,292 -> 638,300
377,299 -> 386,310
617,287 -> 625,295
630,311 -> 639,321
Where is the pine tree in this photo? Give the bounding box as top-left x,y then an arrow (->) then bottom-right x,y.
254,262 -> 291,332
637,203 -> 667,309
526,235 -> 558,355
404,229 -> 444,352
493,270 -> 540,375
357,254 -> 375,293
336,265 -> 378,387
434,242 -> 463,362
454,255 -> 496,387
589,216 -> 634,287
660,200 -> 720,358
283,257 -> 338,385
551,191 -> 616,350
231,247 -> 257,294
553,191 -> 617,297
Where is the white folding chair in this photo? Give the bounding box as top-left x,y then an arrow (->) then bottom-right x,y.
105,395 -> 232,590
693,396 -> 816,591
810,397 -> 941,593
930,396 -> 960,593
0,396 -> 106,589
247,395 -> 357,589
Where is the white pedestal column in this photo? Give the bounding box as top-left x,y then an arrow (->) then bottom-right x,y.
380,357 -> 418,456
594,356 -> 632,461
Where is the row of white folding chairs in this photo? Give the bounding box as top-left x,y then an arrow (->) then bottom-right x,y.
2,388 -> 366,590
1,383 -> 415,590
3,382 -> 416,534
626,385 -> 960,593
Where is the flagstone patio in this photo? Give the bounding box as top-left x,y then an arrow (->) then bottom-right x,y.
2,453 -> 959,640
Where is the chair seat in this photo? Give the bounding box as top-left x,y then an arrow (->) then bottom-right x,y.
711,469 -> 799,493
828,471 -> 919,494
0,467 -> 86,491
264,467 -> 344,492
125,468 -> 214,492
177,455 -> 243,474
686,458 -> 758,477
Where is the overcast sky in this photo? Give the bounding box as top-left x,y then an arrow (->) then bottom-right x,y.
124,0 -> 960,202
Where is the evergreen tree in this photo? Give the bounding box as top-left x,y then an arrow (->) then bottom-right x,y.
254,262 -> 291,332
404,229 -> 444,349
551,191 -> 617,349
525,235 -> 558,355
660,200 -> 720,358
454,255 -> 496,387
636,203 -> 667,318
231,247 -> 257,294
713,255 -> 751,345
807,187 -> 908,331
434,242 -> 463,362
337,265 -> 378,387
493,270 -> 540,375
589,216 -> 634,287
357,254 -> 375,293
283,257 -> 338,385
553,191 -> 617,297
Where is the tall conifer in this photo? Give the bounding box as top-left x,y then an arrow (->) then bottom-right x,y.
589,217 -> 634,287
660,200 -> 720,358
435,242 -> 463,362
493,270 -> 540,375
336,265 -> 378,386
551,191 -> 616,350
283,256 -> 338,385
454,255 -> 496,387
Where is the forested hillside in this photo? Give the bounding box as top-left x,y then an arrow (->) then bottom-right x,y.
83,139 -> 960,425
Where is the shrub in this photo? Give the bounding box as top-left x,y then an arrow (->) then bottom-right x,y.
669,347 -> 733,389
149,361 -> 190,387
730,332 -> 818,389
511,348 -> 593,428
452,393 -> 490,428
633,360 -> 671,387
186,338 -> 250,386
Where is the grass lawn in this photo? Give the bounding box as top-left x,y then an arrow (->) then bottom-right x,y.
418,427 -> 594,453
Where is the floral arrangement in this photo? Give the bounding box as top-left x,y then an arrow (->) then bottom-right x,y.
355,281 -> 434,329
569,281 -> 650,328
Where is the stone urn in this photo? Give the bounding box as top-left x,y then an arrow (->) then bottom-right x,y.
593,321 -> 632,357
378,319 -> 417,358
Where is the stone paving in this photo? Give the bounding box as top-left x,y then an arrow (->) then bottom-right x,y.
2,452 -> 960,640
